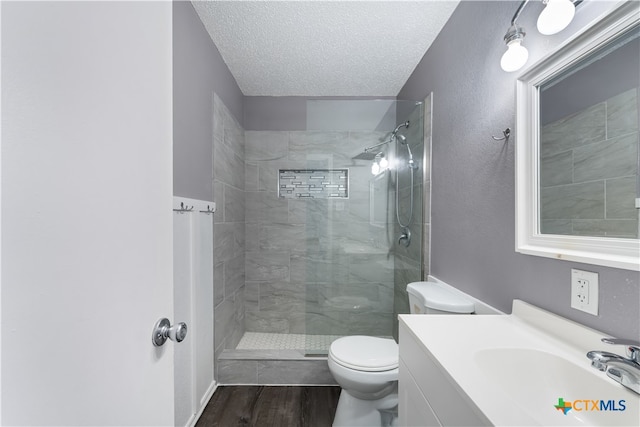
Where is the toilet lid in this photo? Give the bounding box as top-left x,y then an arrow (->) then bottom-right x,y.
329,336 -> 398,372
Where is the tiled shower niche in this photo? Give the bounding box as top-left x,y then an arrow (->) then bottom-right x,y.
278,169 -> 348,199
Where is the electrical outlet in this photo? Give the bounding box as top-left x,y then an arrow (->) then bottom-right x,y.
571,269 -> 598,315
575,280 -> 588,304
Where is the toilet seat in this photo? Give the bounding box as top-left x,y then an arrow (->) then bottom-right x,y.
329,336 -> 398,372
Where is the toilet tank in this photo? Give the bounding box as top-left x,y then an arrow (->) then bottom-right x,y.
406,281 -> 475,314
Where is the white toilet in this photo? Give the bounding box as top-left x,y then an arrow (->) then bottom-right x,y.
327,281 -> 475,427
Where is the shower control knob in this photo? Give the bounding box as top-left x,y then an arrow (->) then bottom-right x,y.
152,318 -> 188,347
398,227 -> 411,247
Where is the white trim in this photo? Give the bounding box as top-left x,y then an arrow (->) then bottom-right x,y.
173,196 -> 215,427
515,1 -> 640,271
173,196 -> 215,213
188,382 -> 218,427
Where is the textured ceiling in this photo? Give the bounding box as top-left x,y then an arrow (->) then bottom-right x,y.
191,1 -> 459,96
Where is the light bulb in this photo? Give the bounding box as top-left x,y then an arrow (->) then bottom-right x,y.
371,162 -> 380,175
537,0 -> 575,35
379,156 -> 388,169
500,39 -> 529,72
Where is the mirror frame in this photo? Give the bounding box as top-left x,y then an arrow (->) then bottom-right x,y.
516,1 -> 640,271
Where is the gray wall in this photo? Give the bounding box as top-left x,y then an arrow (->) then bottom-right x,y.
244,96 -> 395,131
173,1 -> 244,200
398,0 -> 640,340
244,97 -> 308,131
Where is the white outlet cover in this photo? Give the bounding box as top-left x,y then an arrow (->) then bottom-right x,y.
571,269 -> 599,315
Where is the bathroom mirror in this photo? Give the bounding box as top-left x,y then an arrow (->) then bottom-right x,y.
516,1 -> 640,271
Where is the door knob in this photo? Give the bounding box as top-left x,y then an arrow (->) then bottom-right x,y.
152,318 -> 188,347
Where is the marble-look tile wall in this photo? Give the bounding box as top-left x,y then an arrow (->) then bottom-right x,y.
540,88 -> 639,238
244,130 -> 396,339
393,101 -> 428,339
213,94 -> 246,360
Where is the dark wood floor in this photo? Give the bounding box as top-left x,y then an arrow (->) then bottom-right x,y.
196,386 -> 341,427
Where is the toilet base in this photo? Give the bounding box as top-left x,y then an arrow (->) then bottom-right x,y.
332,387 -> 398,427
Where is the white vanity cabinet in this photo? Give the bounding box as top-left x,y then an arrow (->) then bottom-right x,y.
398,359 -> 441,426
398,318 -> 491,427
398,302 -> 640,427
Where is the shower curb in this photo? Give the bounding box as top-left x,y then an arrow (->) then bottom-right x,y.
217,349 -> 337,385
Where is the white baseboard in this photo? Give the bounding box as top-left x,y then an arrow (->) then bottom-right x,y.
188,381 -> 218,427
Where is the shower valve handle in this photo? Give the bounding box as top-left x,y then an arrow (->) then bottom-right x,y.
398,228 -> 411,247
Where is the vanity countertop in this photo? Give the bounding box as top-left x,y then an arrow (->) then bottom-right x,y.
399,300 -> 640,426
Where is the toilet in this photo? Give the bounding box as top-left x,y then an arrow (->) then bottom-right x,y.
327,281 -> 475,427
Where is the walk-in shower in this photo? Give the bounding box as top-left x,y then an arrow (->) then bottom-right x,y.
217,98 -> 429,384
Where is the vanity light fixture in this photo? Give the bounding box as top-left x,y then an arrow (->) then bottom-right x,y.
501,0 -> 531,72
537,0 -> 576,35
501,24 -> 529,72
501,0 -> 581,72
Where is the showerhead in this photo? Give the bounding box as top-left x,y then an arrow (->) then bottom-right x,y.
352,151 -> 379,161
395,132 -> 417,170
392,121 -> 410,136
357,120 -> 410,160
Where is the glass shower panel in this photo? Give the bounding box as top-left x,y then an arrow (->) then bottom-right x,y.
392,101 -> 426,340
302,100 -> 424,355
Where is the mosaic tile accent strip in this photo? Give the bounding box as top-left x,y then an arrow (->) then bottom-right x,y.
236,332 -> 343,351
278,169 -> 348,199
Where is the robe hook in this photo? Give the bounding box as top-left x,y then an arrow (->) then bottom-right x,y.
491,128 -> 511,142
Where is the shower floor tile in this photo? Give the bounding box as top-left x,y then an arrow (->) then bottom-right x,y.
236,332 -> 343,351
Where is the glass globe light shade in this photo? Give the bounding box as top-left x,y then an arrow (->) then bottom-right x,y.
371,162 -> 380,175
500,39 -> 529,72
537,0 -> 575,35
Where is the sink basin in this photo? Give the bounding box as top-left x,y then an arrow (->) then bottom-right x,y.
475,348 -> 636,426
399,300 -> 640,426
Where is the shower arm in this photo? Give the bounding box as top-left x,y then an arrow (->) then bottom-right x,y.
363,140 -> 391,153
363,121 -> 410,153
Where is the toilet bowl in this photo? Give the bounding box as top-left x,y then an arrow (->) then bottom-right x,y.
328,281 -> 475,427
328,336 -> 399,427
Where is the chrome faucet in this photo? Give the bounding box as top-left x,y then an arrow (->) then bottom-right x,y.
587,337 -> 640,395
